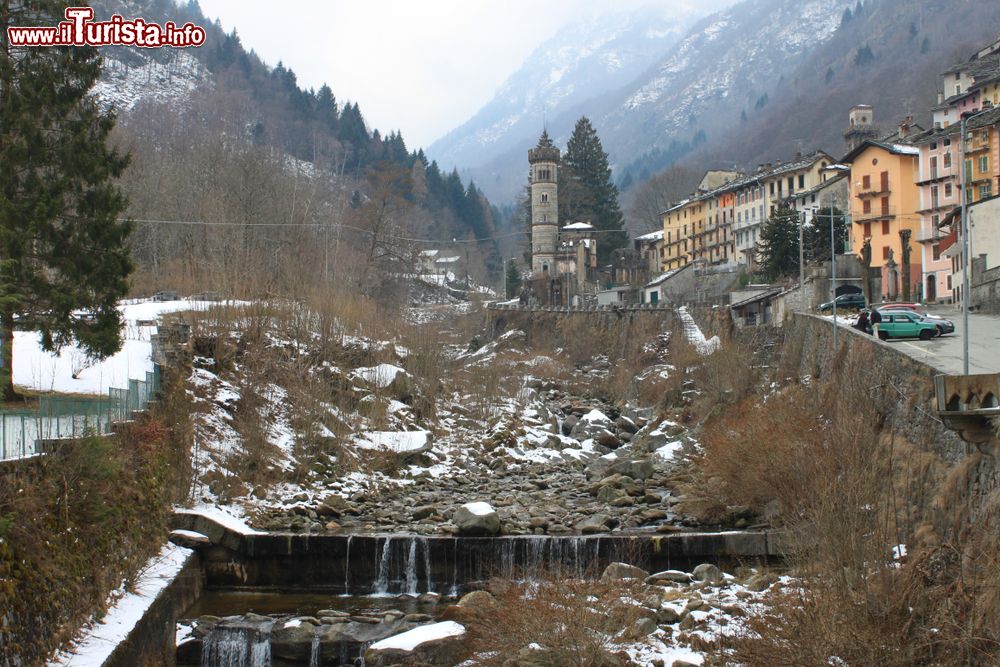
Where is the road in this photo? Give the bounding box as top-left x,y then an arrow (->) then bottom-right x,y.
851,307 -> 1000,375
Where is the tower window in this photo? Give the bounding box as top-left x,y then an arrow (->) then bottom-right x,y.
541,193 -> 549,204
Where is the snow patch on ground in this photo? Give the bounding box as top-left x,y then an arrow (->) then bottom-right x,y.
351,364 -> 406,389
677,306 -> 721,355
369,621 -> 465,651
354,431 -> 430,453
14,299 -> 223,395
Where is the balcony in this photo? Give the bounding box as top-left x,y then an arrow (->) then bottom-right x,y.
855,187 -> 891,198
853,206 -> 897,224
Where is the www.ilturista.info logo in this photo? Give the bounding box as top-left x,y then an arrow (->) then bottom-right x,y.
7,7 -> 206,48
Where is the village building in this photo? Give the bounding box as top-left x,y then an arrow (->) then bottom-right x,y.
841,139 -> 921,302
527,131 -> 600,305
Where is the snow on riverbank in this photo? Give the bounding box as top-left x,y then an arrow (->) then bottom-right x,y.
49,544 -> 192,667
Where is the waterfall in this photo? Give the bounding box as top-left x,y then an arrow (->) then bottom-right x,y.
201,620 -> 272,667
420,537 -> 433,594
343,534 -> 353,595
404,538 -> 419,595
308,626 -> 322,667
374,536 -> 393,595
449,539 -> 459,597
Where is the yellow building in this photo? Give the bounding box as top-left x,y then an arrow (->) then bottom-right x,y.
661,198 -> 703,271
842,140 -> 921,300
964,107 -> 1000,203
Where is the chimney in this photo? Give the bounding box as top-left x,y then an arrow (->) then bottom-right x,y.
765,162 -> 772,171
898,116 -> 912,138
938,91 -> 944,104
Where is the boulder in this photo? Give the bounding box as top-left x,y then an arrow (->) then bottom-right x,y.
601,562 -> 649,581
364,621 -> 468,667
457,590 -> 496,609
452,502 -> 501,536
271,619 -> 320,661
577,513 -> 615,534
646,570 -> 693,585
745,572 -> 779,592
609,459 -> 655,481
691,563 -> 724,583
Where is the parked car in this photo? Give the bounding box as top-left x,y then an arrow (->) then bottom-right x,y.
874,301 -> 922,310
876,311 -> 940,340
876,306 -> 955,335
818,293 -> 866,312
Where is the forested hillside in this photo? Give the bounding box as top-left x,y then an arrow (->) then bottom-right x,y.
91,0 -> 503,296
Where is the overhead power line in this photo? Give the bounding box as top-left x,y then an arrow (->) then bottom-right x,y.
125,218 -> 632,244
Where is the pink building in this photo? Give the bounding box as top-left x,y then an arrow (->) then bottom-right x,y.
912,127 -> 960,302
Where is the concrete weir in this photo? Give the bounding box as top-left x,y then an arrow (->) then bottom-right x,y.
172,512 -> 783,594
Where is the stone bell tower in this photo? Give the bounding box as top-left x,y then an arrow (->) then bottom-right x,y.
529,130 -> 559,275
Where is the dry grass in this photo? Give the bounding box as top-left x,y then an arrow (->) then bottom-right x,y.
464,573 -> 645,666
700,338 -> 1000,665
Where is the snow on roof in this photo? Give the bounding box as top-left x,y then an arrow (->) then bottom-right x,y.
419,249 -> 439,257
435,256 -> 461,264
890,144 -> 920,155
369,621 -> 465,652
636,230 -> 664,241
562,222 -> 594,230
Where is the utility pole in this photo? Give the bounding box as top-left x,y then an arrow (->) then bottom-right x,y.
958,109 -> 990,374
961,112 -> 969,375
799,210 -> 805,305
831,204 -> 839,352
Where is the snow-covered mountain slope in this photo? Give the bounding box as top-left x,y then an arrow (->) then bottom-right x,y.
429,0 -> 850,203
93,50 -> 211,113
426,3 -> 725,187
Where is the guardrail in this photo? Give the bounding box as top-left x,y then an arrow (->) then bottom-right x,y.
0,366 -> 161,461
487,302 -> 677,312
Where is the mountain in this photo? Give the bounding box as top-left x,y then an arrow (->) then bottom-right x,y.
426,2 -> 731,201
434,0 -> 1000,207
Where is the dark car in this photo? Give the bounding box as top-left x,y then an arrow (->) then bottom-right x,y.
818,293 -> 866,312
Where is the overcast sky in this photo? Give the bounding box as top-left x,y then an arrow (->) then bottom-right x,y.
196,0 -> 707,150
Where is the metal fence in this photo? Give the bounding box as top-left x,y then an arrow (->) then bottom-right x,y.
0,366 -> 161,461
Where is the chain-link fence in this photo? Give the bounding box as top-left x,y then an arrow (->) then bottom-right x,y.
0,366 -> 161,461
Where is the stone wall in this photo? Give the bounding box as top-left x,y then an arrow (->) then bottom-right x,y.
787,315 -> 999,525
486,305 -> 676,359
103,555 -> 202,667
971,258 -> 1000,314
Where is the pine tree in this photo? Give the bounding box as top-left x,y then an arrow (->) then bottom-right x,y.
505,258 -> 522,298
560,117 -> 626,264
757,206 -> 801,281
804,207 -> 848,263
0,0 -> 134,400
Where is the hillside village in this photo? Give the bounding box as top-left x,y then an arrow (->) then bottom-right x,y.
526,33 -> 1000,325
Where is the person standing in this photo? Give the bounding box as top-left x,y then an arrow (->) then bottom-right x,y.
870,308 -> 882,337
856,309 -> 870,334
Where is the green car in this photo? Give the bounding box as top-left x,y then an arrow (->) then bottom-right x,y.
876,311 -> 939,340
